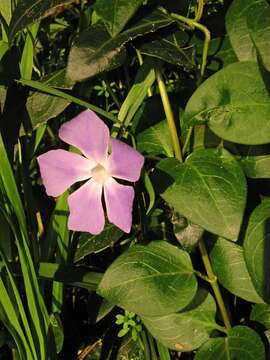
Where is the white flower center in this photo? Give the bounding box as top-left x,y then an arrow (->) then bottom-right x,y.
91,163 -> 110,184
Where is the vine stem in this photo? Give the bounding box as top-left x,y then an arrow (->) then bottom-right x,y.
157,6 -> 231,331
198,239 -> 231,330
169,12 -> 211,78
155,69 -> 183,162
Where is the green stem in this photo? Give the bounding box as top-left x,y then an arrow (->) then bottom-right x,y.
170,12 -> 211,78
198,239 -> 231,330
194,0 -> 204,22
155,69 -> 183,162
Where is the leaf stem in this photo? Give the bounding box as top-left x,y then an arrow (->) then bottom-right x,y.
198,238 -> 231,330
155,69 -> 183,162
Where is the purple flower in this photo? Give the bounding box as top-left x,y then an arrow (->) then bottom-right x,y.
37,109 -> 144,235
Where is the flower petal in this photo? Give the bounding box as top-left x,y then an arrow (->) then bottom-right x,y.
107,139 -> 144,181
104,177 -> 134,233
68,179 -> 104,234
59,109 -> 110,162
37,149 -> 94,197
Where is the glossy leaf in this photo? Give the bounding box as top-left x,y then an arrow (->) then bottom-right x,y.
74,224 -> 123,262
210,238 -> 263,303
137,121 -> 173,157
226,0 -> 257,61
226,0 -> 270,69
195,326 -> 265,360
142,289 -> 217,351
94,0 -> 144,36
184,61 -> 270,145
247,0 -> 270,70
67,9 -> 174,82
240,155 -> 270,178
161,148 -> 247,241
9,0 -> 74,39
97,241 -> 197,316
251,303 -> 270,328
140,30 -> 194,70
243,199 -> 270,302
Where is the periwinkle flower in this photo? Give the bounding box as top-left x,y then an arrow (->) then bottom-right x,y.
37,110 -> 144,234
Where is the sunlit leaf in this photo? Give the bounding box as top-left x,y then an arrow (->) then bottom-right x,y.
97,241 -> 197,316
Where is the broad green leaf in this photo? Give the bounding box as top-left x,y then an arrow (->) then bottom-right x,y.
94,0 -> 144,36
251,304 -> 270,328
210,238 -> 263,303
226,0 -> 270,69
240,155 -> 270,178
117,58 -> 156,128
26,69 -> 72,130
74,224 -> 123,262
97,241 -> 197,316
67,9 -> 174,82
142,289 -> 217,351
247,0 -> 270,71
9,0 -> 74,39
243,199 -> 270,302
137,121 -> 173,157
161,148 -> 247,241
140,30 -> 194,70
194,326 -> 265,360
184,61 -> 270,145
226,0 -> 257,61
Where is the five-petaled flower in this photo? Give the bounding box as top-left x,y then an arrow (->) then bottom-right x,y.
37,109 -> 144,234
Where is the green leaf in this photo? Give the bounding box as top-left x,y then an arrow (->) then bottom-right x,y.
137,121 -> 173,157
67,9 -> 174,82
97,241 -> 197,316
226,0 -> 270,69
194,326 -> 265,360
210,238 -> 263,303
49,313 -> 64,354
0,0 -> 12,25
140,30 -> 194,70
226,0 -> 257,62
240,155 -> 270,178
74,224 -> 123,262
9,0 -> 74,39
184,61 -> 270,145
0,40 -> 9,61
26,69 -> 72,130
243,199 -> 270,302
19,78 -> 117,123
94,0 -> 144,36
38,262 -> 102,291
117,58 -> 156,128
250,303 -> 270,328
247,0 -> 270,71
142,289 -> 218,351
161,148 -> 247,241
